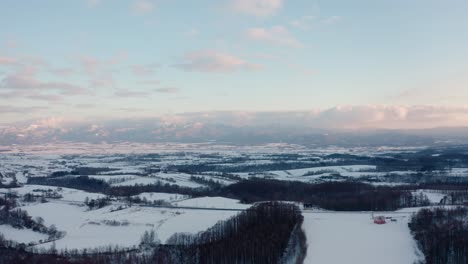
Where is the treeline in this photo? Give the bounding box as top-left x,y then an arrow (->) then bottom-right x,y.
219,179 -> 430,211
158,202 -> 306,264
441,191 -> 468,206
409,207 -> 468,264
28,176 -> 109,193
0,240 -> 71,264
27,175 -> 208,198
170,161 -> 322,174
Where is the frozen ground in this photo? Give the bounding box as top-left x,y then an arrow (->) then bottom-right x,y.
302,212 -> 423,264
0,224 -> 48,244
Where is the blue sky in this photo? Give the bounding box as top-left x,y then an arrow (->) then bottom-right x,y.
1,0 -> 468,127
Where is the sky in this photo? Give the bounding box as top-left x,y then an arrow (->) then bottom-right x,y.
1,0 -> 468,129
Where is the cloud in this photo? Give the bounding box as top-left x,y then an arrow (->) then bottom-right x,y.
0,71 -> 89,95
0,105 -> 48,113
132,0 -> 154,15
90,75 -> 114,87
174,50 -> 262,73
4,39 -> 17,49
246,26 -> 303,48
310,105 -> 468,129
75,103 -> 96,109
230,0 -> 283,17
23,93 -> 64,102
50,68 -> 76,77
131,63 -> 160,76
0,91 -> 62,103
79,55 -> 100,75
114,89 -> 150,97
155,87 -> 179,93
3,106 -> 468,145
139,79 -> 160,86
0,56 -> 18,66
25,117 -> 69,131
152,106 -> 468,129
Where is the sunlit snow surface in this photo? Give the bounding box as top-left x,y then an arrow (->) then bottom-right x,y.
302,212 -> 423,264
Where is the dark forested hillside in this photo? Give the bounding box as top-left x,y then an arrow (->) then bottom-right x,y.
156,202 -> 306,264
220,179 -> 430,211
409,207 -> 468,264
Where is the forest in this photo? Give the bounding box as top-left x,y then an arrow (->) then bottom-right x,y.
409,207 -> 468,264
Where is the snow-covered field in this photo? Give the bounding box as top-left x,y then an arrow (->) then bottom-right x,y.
412,190 -> 446,204
173,196 -> 250,209
302,212 -> 423,264
132,192 -> 188,203
18,202 -> 241,250
0,224 -> 48,244
8,185 -> 105,202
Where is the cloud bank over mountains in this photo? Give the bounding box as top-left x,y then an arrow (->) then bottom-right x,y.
2,105 -> 468,145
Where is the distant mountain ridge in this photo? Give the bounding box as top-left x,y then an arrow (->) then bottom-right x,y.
2,116 -> 468,146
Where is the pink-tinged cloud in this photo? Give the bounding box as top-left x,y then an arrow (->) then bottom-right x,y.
79,55 -> 100,75
0,56 -> 18,65
0,69 -> 90,96
246,26 -> 303,48
50,68 -> 76,77
5,39 -> 17,48
155,87 -> 179,93
146,106 -> 468,129
77,53 -> 126,75
90,75 -> 114,87
174,50 -> 262,73
230,0 -> 283,17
